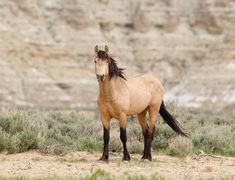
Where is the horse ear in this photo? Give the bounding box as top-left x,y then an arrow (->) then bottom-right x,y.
94,45 -> 99,54
104,45 -> 109,53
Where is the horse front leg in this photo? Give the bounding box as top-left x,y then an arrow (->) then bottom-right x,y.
100,114 -> 111,161
119,114 -> 130,161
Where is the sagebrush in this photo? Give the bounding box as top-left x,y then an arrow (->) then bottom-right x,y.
0,102 -> 234,157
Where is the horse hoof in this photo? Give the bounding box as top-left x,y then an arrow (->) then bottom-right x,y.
141,159 -> 151,163
122,160 -> 130,164
123,154 -> 131,161
98,159 -> 108,163
99,156 -> 109,162
141,155 -> 152,162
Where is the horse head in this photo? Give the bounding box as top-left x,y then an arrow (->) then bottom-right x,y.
94,45 -> 109,82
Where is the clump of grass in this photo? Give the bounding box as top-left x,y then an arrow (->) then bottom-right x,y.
79,157 -> 88,162
31,157 -> 41,162
6,131 -> 37,153
38,139 -> 66,155
109,136 -> 122,153
192,125 -> 235,156
168,136 -> 192,157
128,140 -> 143,154
0,112 -> 38,153
0,137 -> 6,152
37,112 -> 102,154
82,169 -> 112,180
75,137 -> 102,152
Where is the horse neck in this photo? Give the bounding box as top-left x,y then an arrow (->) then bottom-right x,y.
99,76 -> 126,101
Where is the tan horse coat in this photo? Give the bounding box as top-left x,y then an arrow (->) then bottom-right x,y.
97,74 -> 163,131
94,45 -> 188,161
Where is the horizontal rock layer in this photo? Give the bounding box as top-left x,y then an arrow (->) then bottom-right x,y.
0,0 -> 234,115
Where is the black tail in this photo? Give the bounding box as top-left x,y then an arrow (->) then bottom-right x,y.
159,101 -> 190,138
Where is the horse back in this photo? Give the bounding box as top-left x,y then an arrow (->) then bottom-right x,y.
126,74 -> 164,114
127,74 -> 164,95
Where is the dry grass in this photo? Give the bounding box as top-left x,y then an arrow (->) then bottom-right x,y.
0,102 -> 234,157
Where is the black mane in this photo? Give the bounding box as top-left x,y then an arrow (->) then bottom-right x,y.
97,50 -> 126,80
108,57 -> 126,80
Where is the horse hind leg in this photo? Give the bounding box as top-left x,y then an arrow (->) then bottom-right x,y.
137,109 -> 152,160
139,106 -> 157,161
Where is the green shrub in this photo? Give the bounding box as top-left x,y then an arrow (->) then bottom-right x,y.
128,140 -> 143,154
0,112 -> 34,135
0,102 -> 234,157
76,137 -> 103,152
109,136 -> 122,153
36,112 -> 103,154
192,125 -> 235,156
6,131 -> 37,153
168,136 -> 192,157
0,137 -> 5,152
0,112 -> 38,153
39,139 -> 66,155
83,169 -> 113,180
152,125 -> 174,150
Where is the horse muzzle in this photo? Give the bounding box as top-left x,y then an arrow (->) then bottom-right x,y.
97,75 -> 105,82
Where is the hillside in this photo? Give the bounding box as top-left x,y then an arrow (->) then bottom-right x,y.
0,0 -> 234,115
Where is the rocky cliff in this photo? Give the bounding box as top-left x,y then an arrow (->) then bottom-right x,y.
0,0 -> 234,115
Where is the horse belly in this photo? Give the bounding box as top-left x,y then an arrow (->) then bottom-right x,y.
127,90 -> 151,115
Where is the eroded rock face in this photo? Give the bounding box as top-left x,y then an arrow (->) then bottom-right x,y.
0,0 -> 234,115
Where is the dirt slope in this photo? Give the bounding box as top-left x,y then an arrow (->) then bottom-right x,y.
0,151 -> 234,179
0,0 -> 235,115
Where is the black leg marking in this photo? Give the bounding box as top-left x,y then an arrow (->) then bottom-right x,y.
120,128 -> 130,161
100,127 -> 110,161
142,126 -> 155,161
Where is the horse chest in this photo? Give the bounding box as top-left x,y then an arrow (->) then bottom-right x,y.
99,100 -> 128,119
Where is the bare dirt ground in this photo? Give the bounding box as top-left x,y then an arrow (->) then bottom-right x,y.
0,151 -> 234,179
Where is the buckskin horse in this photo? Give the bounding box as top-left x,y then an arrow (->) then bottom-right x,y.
94,45 -> 189,162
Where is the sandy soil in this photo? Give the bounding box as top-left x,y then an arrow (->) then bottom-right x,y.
0,151 -> 234,179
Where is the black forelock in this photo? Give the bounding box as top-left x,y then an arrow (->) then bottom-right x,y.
97,50 -> 108,59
